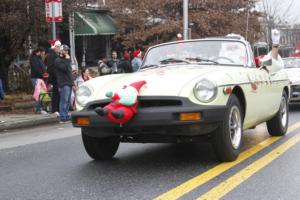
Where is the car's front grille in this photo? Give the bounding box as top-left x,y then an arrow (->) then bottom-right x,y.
87,101 -> 111,110
291,85 -> 300,99
86,96 -> 184,110
291,85 -> 300,93
139,99 -> 182,108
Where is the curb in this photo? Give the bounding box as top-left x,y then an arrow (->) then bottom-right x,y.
0,115 -> 59,132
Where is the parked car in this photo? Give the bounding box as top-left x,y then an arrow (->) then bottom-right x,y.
72,36 -> 290,162
282,57 -> 300,103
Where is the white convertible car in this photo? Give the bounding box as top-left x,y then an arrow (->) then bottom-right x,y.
72,36 -> 290,162
282,57 -> 300,103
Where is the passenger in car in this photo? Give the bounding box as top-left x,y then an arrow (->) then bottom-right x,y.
258,29 -> 284,73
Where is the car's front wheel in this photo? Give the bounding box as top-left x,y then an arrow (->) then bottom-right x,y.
212,94 -> 243,162
82,131 -> 120,160
266,92 -> 289,136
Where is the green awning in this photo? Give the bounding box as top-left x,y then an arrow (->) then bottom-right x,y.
74,11 -> 117,36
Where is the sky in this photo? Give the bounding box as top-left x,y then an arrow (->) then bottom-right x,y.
256,0 -> 300,24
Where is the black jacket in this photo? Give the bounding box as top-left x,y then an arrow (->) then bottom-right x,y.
107,59 -> 123,73
30,54 -> 45,79
55,56 -> 73,87
45,49 -> 59,84
119,60 -> 133,73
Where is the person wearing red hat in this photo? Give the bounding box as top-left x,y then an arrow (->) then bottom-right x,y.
45,39 -> 62,115
119,51 -> 133,73
176,33 -> 183,41
95,80 -> 147,124
131,49 -> 142,72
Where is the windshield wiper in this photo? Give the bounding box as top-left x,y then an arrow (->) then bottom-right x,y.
185,57 -> 219,64
141,64 -> 159,70
159,58 -> 190,64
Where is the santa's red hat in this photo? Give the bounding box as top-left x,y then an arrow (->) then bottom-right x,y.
176,33 -> 183,41
130,80 -> 147,92
133,50 -> 142,57
51,39 -> 61,49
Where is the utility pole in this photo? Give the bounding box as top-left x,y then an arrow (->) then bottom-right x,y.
246,4 -> 250,41
27,0 -> 32,55
52,2 -> 56,40
69,11 -> 78,71
183,0 -> 189,40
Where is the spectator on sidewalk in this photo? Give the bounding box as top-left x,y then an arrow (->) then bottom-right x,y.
119,51 -> 133,73
176,33 -> 183,41
107,51 -> 122,74
98,57 -> 111,76
55,44 -> 74,122
30,47 -> 47,114
76,68 -> 93,86
33,73 -> 48,107
70,68 -> 92,110
131,49 -> 142,72
0,78 -> 4,100
45,39 -> 61,116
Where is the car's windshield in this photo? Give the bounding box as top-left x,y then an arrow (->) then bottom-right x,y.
283,58 -> 300,68
142,40 -> 248,69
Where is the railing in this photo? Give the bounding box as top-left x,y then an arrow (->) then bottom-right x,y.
7,60 -> 32,93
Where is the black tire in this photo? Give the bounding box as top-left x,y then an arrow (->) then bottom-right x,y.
82,131 -> 120,160
212,94 -> 243,162
267,92 -> 289,136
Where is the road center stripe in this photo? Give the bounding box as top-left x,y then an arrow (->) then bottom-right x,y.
154,122 -> 300,200
197,132 -> 300,200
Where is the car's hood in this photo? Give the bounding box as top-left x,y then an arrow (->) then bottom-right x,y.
283,68 -> 300,84
90,65 -> 233,98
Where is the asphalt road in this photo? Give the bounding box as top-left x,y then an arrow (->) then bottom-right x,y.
1,105 -> 300,200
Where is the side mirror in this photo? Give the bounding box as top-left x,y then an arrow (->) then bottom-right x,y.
255,55 -> 266,68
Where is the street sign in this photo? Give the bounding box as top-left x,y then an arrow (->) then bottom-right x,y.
45,0 -> 63,22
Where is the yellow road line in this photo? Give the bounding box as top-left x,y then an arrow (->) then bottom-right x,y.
197,132 -> 300,200
154,122 -> 300,200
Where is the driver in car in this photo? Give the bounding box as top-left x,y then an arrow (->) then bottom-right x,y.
218,35 -> 247,65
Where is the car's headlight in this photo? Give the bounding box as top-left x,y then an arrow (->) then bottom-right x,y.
76,85 -> 93,106
194,79 -> 217,102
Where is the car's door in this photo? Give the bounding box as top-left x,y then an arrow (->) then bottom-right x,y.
262,57 -> 286,116
242,43 -> 281,128
268,69 -> 285,113
243,67 -> 272,128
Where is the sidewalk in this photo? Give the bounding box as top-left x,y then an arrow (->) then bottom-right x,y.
0,114 -> 59,132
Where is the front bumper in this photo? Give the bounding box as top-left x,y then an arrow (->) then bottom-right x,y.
71,96 -> 227,138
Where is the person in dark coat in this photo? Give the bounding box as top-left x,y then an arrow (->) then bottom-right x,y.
45,39 -> 61,115
55,45 -> 74,122
119,51 -> 133,73
0,79 -> 4,100
30,47 -> 46,114
107,51 -> 123,74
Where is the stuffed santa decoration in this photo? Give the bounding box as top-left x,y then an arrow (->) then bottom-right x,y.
95,80 -> 147,124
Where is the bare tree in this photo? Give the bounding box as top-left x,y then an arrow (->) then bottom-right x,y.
257,0 -> 297,47
0,0 -> 86,91
107,0 -> 261,49
259,0 -> 296,24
